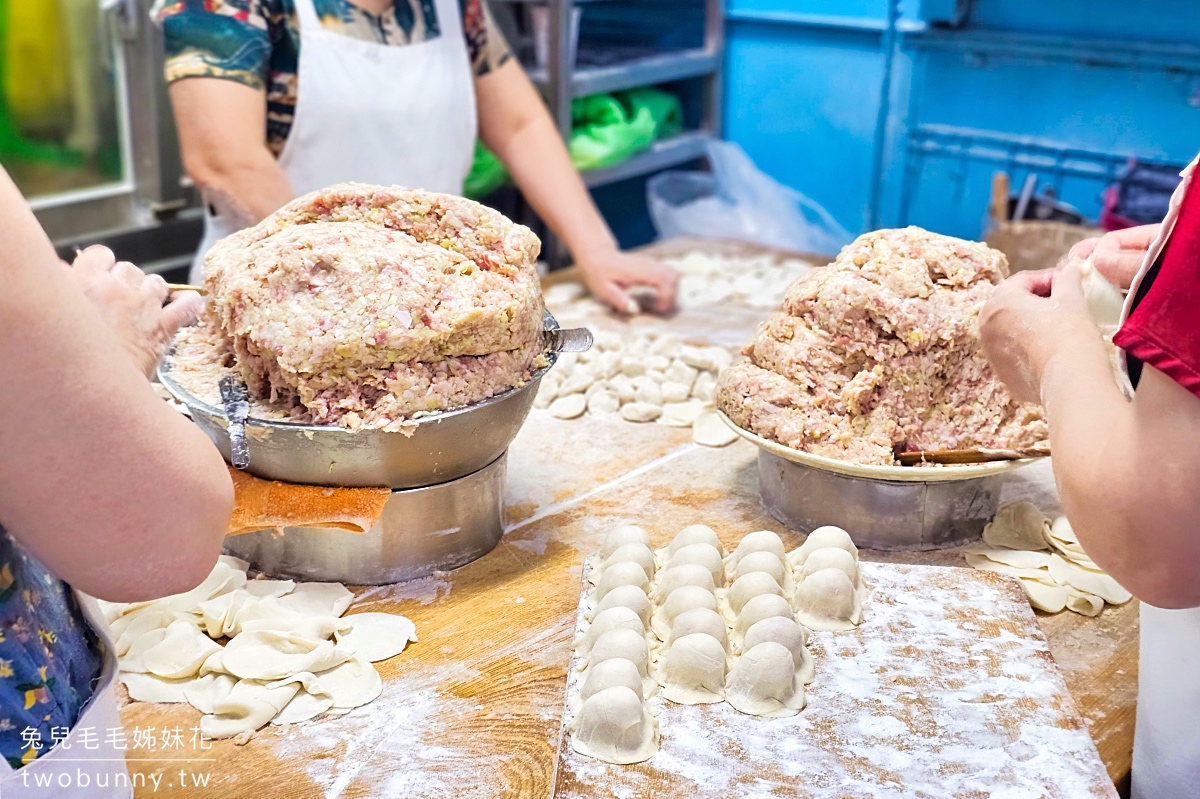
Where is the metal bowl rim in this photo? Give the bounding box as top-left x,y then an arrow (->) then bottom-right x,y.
158,311 -> 561,434
719,410 -> 1039,483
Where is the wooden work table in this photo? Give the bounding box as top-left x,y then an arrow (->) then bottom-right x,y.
122,256 -> 1136,798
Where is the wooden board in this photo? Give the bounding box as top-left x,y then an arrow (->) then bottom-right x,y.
555,562 -> 1117,799
121,254 -> 1136,796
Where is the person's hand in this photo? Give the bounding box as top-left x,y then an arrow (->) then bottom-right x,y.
1067,224 -> 1159,290
980,261 -> 1102,405
67,245 -> 204,377
576,249 -> 679,315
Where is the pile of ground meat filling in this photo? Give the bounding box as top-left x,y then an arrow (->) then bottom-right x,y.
716,227 -> 1048,466
168,183 -> 546,431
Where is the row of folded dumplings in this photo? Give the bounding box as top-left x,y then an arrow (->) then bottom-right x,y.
567,523 -> 867,764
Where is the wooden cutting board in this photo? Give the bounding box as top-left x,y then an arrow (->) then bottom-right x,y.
553,562 -> 1118,799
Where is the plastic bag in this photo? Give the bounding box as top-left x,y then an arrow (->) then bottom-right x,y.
569,93 -> 656,172
647,140 -> 853,256
463,140 -> 509,200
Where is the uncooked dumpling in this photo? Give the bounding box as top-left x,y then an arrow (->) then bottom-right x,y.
578,658 -> 647,708
594,561 -> 650,603
743,617 -> 814,683
1047,554 -> 1132,605
335,613 -> 418,663
601,543 -> 656,579
601,525 -> 652,559
983,501 -> 1051,551
727,530 -> 786,571
726,642 -> 806,718
665,525 -> 724,558
243,579 -> 296,599
273,689 -> 335,725
575,606 -> 646,658
666,543 -> 724,585
734,593 -> 794,638
653,563 -> 716,600
569,686 -> 659,765
184,673 -> 237,714
111,608 -> 177,658
733,550 -> 787,588
221,631 -> 354,681
726,571 -> 784,615
591,584 -> 651,626
278,582 -> 356,618
1019,577 -> 1068,613
798,547 -> 861,590
652,585 -> 719,639
1066,588 -> 1105,617
794,568 -> 861,631
790,526 -> 858,568
660,633 -> 727,705
666,607 -> 729,651
588,629 -> 650,683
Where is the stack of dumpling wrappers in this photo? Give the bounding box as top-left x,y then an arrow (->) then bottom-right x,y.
965,501 -> 1132,616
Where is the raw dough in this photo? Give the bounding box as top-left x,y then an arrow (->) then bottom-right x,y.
587,390 -> 621,416
798,547 -> 861,590
983,501 -> 1050,551
1080,256 -> 1125,330
790,526 -> 858,568
664,525 -> 725,558
601,525 -> 652,559
727,530 -> 786,572
1066,588 -> 1105,617
620,402 -> 662,423
743,616 -> 814,683
965,553 -> 1052,582
600,543 -> 657,582
142,619 -> 222,679
733,550 -> 787,587
666,543 -> 725,585
569,686 -> 659,765
794,568 -> 862,631
658,399 -> 707,427
278,582 -> 355,618
588,629 -> 650,681
273,690 -> 335,725
665,607 -> 729,651
221,631 -> 353,681
964,548 -> 1053,570
733,593 -> 794,638
201,679 -> 300,740
1019,578 -> 1068,613
633,380 -> 663,406
726,571 -> 784,616
575,606 -> 646,657
578,658 -> 647,708
309,655 -> 383,709
594,561 -> 650,603
726,642 -> 806,718
591,584 -> 652,626
652,585 -> 719,639
660,633 -> 727,705
660,382 -> 692,404
243,579 -> 296,599
693,410 -> 738,447
121,672 -> 191,704
652,564 -> 716,601
336,613 -> 418,662
1047,554 -> 1132,605
549,394 -> 587,419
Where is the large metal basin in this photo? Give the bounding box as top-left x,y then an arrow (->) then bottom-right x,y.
721,412 -> 1038,551
159,314 -> 562,489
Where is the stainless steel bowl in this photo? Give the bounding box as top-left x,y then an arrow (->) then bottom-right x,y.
224,453 -> 507,584
721,412 -> 1038,551
158,313 -> 562,489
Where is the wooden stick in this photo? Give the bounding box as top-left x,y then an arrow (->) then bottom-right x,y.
167,283 -> 207,296
896,446 -> 1050,466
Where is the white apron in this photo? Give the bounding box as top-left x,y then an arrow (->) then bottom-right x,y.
1118,153 -> 1200,799
0,593 -> 130,799
188,0 -> 478,282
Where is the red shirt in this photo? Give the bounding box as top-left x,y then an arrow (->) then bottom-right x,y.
1114,166 -> 1200,396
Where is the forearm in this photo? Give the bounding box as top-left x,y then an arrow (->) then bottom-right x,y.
477,64 -> 617,260
170,78 -> 294,227
1040,333 -> 1200,607
0,176 -> 232,601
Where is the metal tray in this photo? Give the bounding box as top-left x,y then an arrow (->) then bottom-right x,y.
720,412 -> 1039,550
159,312 -> 563,489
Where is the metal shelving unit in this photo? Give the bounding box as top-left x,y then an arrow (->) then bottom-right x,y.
535,0 -> 725,189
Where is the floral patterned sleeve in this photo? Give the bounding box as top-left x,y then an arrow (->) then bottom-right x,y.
155,0 -> 275,91
462,0 -> 511,77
